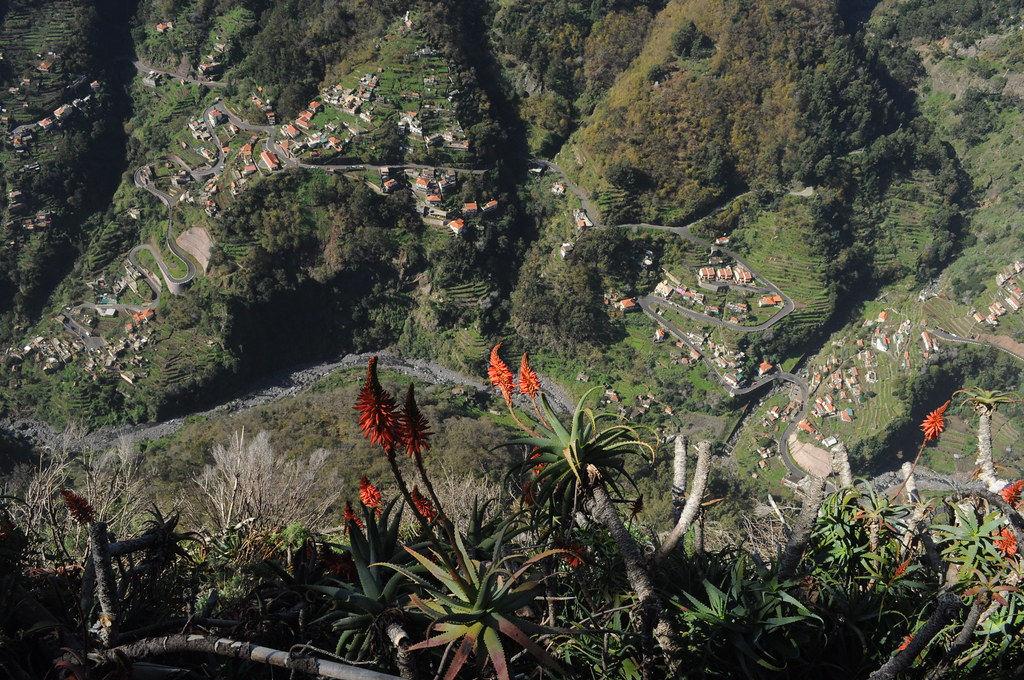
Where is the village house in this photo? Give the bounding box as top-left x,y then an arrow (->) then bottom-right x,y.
654,328 -> 666,343
426,194 -> 442,205
552,183 -> 566,195
482,199 -> 500,215
382,178 -> 398,193
447,218 -> 466,236
617,298 -> 640,313
155,21 -> 174,32
37,61 -> 53,73
758,360 -> 774,376
259,150 -> 280,172
758,295 -> 783,307
714,236 -> 730,245
463,202 -> 479,216
559,242 -> 574,259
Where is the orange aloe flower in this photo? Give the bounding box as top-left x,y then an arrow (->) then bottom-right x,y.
893,557 -> 911,579
996,528 -> 1018,557
410,486 -> 436,522
999,480 -> 1024,508
358,476 -> 382,510
342,501 -> 365,532
488,342 -> 515,405
530,449 -> 546,474
60,489 -> 95,525
898,634 -> 914,651
920,401 -> 949,442
355,357 -> 400,451
518,352 -> 540,398
400,384 -> 432,458
553,537 -> 585,568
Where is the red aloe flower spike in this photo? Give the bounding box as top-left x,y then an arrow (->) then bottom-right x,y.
401,383 -> 432,458
359,476 -> 382,510
898,634 -> 914,651
893,557 -> 911,579
518,352 -> 540,398
410,486 -> 436,522
996,528 -> 1018,557
60,489 -> 95,525
342,501 -> 365,532
999,479 -> 1024,508
355,356 -> 400,452
488,342 -> 515,405
920,400 -> 949,442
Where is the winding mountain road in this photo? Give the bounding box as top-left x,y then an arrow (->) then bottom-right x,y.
534,159 -> 811,475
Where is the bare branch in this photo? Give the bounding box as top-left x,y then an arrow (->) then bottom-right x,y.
89,634 -> 404,680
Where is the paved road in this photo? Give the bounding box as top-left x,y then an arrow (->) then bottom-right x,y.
929,327 -> 1024,362
537,157 -> 811,475
133,59 -> 227,88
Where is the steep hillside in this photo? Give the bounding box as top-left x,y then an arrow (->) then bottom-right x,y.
558,0 -> 899,224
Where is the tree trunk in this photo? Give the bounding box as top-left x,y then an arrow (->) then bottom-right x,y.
778,476 -> 826,579
924,593 -> 989,680
868,593 -> 962,680
90,634 -> 404,680
656,441 -> 711,564
589,484 -> 681,675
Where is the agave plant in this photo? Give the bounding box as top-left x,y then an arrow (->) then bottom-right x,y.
379,528 -> 563,680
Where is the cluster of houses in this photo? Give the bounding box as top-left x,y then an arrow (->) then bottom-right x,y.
2,209 -> 53,245
795,310 -> 940,441
317,44 -> 469,156
972,260 -> 1024,327
389,167 -> 499,233
250,90 -> 277,125
652,278 -> 759,325
2,266 -> 159,384
696,264 -> 755,288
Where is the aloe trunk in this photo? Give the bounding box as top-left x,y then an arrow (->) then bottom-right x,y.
671,436 -> 687,517
975,410 -> 1003,491
589,484 -> 681,674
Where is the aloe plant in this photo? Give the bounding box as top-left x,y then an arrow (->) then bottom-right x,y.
379,528 -> 563,680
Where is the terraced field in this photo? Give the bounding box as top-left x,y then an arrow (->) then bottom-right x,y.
439,281 -> 488,308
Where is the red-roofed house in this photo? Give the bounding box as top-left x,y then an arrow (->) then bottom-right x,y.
426,194 -> 442,205
798,420 -> 816,435
259,150 -> 280,171
617,298 -> 639,312
757,360 -> 774,376
448,218 -> 465,235
282,124 -> 300,138
481,199 -> 499,214
464,202 -> 479,216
